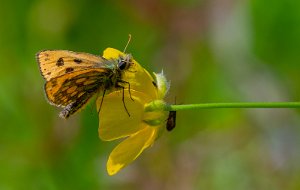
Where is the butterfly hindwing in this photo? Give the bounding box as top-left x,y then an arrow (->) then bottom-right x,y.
59,92 -> 94,119
44,69 -> 111,109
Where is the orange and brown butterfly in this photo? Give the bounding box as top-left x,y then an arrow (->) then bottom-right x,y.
36,49 -> 134,119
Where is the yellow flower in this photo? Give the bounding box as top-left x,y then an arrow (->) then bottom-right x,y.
97,48 -> 169,175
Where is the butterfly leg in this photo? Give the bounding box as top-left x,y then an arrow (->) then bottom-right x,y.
97,89 -> 106,115
118,80 -> 134,101
121,86 -> 130,117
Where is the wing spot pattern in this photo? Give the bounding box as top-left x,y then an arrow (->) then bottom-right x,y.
67,86 -> 77,94
56,57 -> 64,66
65,67 -> 74,73
74,58 -> 82,64
76,78 -> 86,83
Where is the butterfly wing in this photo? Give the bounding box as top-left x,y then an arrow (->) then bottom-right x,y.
45,69 -> 112,118
36,50 -> 108,81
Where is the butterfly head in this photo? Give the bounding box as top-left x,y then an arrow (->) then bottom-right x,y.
118,54 -> 133,71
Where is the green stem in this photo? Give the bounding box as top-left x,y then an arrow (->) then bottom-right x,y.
165,102 -> 300,111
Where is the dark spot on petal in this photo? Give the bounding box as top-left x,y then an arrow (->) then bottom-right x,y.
152,81 -> 157,87
47,72 -> 51,75
56,57 -> 64,66
74,58 -> 82,64
65,67 -> 74,73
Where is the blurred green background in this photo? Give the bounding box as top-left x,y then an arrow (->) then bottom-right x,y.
1,0 -> 300,189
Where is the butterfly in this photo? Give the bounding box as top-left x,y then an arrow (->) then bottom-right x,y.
36,50 -> 134,119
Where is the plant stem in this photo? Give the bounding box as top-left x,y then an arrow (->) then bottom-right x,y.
165,102 -> 300,111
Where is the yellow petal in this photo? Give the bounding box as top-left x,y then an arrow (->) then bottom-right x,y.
102,48 -> 124,59
97,90 -> 152,141
107,126 -> 157,175
124,66 -> 157,99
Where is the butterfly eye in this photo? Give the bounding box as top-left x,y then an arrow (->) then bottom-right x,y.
118,60 -> 127,70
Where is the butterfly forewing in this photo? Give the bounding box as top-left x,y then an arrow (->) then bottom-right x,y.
37,50 -> 108,81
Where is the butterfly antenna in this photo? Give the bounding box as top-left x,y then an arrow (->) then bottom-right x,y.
123,34 -> 132,53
